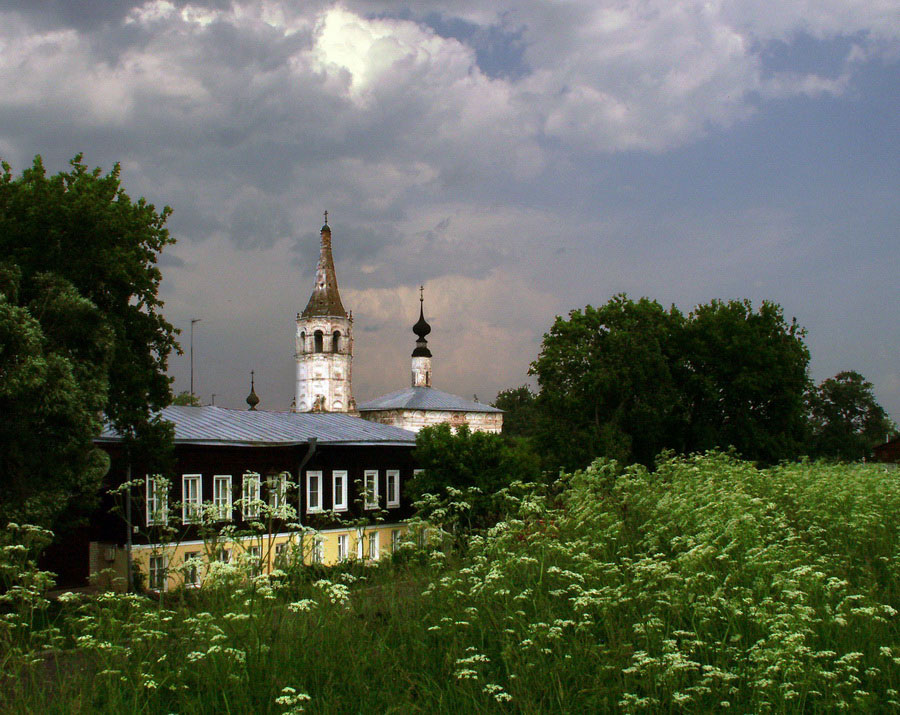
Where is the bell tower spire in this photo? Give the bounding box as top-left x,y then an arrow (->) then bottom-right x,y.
411,285 -> 432,388
294,215 -> 354,412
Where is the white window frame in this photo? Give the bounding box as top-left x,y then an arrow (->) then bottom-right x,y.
337,534 -> 348,561
217,547 -> 231,563
364,469 -> 379,510
182,474 -> 202,524
391,528 -> 402,553
312,536 -> 324,564
148,554 -> 167,591
145,474 -> 168,526
332,470 -> 348,511
213,474 -> 232,521
242,472 -> 261,520
268,472 -> 289,515
247,545 -> 262,577
367,530 -> 379,561
306,470 -> 323,513
386,469 -> 400,508
183,551 -> 201,587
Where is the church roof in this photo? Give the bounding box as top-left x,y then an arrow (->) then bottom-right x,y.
98,405 -> 416,447
358,387 -> 503,414
301,224 -> 347,318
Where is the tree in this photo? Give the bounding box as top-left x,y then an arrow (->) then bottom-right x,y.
678,299 -> 811,464
0,265 -> 112,527
411,424 -> 541,532
527,295 -> 812,470
529,295 -> 685,470
808,371 -> 895,461
0,156 -> 178,528
172,390 -> 202,406
493,385 -> 539,440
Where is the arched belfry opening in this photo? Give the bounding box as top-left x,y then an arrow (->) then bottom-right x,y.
294,213 -> 354,413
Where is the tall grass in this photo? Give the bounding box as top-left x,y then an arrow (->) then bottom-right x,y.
1,454 -> 898,713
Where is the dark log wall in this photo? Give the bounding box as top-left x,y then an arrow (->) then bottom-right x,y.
91,442 -> 417,548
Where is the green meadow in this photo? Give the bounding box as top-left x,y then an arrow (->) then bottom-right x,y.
2,453 -> 898,713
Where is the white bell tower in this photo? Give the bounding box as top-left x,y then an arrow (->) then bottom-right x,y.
294,214 -> 354,412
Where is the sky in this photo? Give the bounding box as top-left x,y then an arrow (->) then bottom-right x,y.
1,0 -> 898,421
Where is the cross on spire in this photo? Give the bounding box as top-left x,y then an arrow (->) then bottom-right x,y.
323,210 -> 328,225
419,285 -> 424,303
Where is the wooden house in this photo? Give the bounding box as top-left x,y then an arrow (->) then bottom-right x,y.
76,405 -> 418,591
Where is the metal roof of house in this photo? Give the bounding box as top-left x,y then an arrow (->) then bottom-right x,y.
98,405 -> 416,447
357,386 -> 503,413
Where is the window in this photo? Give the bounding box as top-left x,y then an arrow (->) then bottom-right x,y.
337,534 -> 348,561
213,475 -> 232,521
217,548 -> 231,563
182,474 -> 202,523
314,330 -> 323,352
332,330 -> 341,353
146,475 -> 168,526
391,529 -> 402,553
275,541 -> 290,566
268,472 -> 289,516
184,551 -> 201,587
364,470 -> 379,510
332,470 -> 348,511
357,530 -> 379,561
242,472 -> 261,519
312,537 -> 324,564
307,471 -> 322,513
386,470 -> 400,508
247,545 -> 261,577
149,555 -> 167,591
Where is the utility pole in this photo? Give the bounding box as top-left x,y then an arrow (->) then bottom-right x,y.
190,318 -> 201,397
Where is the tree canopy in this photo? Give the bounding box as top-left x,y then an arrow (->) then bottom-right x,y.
528,294 -> 813,469
0,155 -> 178,527
808,370 -> 895,461
411,423 -> 541,532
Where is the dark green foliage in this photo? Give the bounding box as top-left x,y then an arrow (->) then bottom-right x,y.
411,423 -> 541,531
172,390 -> 202,406
0,155 -> 178,435
0,155 -> 178,527
492,384 -> 539,440
528,294 -> 812,470
808,370 -> 895,461
677,299 -> 811,464
0,266 -> 112,528
529,295 -> 685,470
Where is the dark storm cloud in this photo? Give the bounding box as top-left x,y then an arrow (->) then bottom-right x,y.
1,1 -> 897,416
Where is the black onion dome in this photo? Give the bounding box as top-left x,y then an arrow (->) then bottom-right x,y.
246,371 -> 260,410
412,295 -> 432,358
413,301 -> 431,340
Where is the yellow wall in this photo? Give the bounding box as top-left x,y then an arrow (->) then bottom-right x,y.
92,523 -> 413,592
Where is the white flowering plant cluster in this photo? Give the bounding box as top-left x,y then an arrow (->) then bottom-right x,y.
417,452 -> 900,711
1,453 -> 897,712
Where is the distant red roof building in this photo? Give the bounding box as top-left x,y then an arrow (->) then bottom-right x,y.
873,435 -> 900,463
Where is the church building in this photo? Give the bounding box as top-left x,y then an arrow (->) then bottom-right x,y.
296,216 -> 502,434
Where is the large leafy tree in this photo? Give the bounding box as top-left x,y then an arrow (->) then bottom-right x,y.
492,385 -> 540,441
529,295 -> 685,470
528,295 -> 812,469
808,371 -> 895,461
0,156 -> 178,527
678,299 -> 811,464
411,424 -> 541,532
